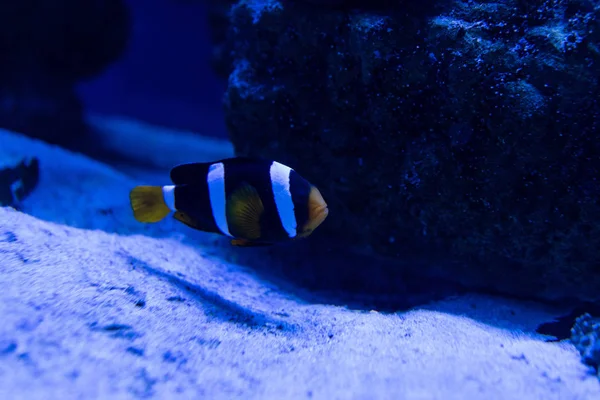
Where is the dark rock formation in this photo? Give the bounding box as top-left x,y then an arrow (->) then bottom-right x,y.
289,0 -> 405,8
571,313 -> 600,375
207,0 -> 239,79
0,0 -> 130,145
0,158 -> 40,208
216,0 -> 600,302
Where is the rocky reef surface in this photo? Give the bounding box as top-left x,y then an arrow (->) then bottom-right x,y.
212,0 -> 600,303
572,313 -> 600,377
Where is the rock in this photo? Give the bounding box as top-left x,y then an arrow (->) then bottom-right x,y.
0,0 -> 130,145
207,0 -> 406,79
0,158 -> 39,209
207,0 -> 239,79
571,313 -> 600,376
289,0 -> 406,8
217,0 -> 600,302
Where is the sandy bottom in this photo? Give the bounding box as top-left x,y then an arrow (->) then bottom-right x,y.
0,121 -> 598,400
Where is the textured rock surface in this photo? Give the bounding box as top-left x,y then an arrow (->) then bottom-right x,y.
218,0 -> 600,302
0,125 -> 599,398
0,0 -> 130,144
208,0 -> 239,78
572,313 -> 600,375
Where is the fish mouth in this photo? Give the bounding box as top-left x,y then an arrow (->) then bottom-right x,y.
313,204 -> 329,227
300,204 -> 328,238
298,185 -> 329,238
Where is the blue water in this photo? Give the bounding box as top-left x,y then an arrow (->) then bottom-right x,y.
76,0 -> 228,138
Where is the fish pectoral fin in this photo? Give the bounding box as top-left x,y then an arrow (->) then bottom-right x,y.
173,210 -> 201,230
230,239 -> 273,247
129,186 -> 171,223
226,183 -> 264,240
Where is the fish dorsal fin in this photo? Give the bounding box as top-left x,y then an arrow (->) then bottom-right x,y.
170,158 -> 272,184
226,183 -> 264,240
170,162 -> 213,185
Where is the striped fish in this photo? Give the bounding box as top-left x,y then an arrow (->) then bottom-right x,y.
129,157 -> 329,246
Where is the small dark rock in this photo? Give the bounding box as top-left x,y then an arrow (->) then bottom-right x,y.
126,346 -> 145,357
125,286 -> 147,308
135,300 -> 146,308
0,157 -> 40,208
90,322 -> 142,341
0,231 -> 18,243
103,323 -> 133,332
163,351 -> 178,363
0,340 -> 17,355
162,350 -> 188,366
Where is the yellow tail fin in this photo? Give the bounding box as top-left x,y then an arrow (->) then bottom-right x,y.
129,186 -> 171,223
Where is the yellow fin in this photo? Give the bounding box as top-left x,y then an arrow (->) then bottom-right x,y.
226,183 -> 264,240
129,186 -> 171,223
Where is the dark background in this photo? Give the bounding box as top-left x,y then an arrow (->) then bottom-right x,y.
76,0 -> 228,138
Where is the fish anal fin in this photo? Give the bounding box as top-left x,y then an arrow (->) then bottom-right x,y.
230,239 -> 273,247
173,210 -> 202,230
226,183 -> 264,240
129,186 -> 171,223
170,162 -> 212,184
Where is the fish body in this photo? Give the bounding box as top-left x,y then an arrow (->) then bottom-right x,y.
129,157 -> 329,246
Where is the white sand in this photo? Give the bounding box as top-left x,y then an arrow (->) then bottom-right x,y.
0,126 -> 598,399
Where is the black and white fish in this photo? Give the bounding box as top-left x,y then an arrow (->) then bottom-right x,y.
129,157 -> 329,246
